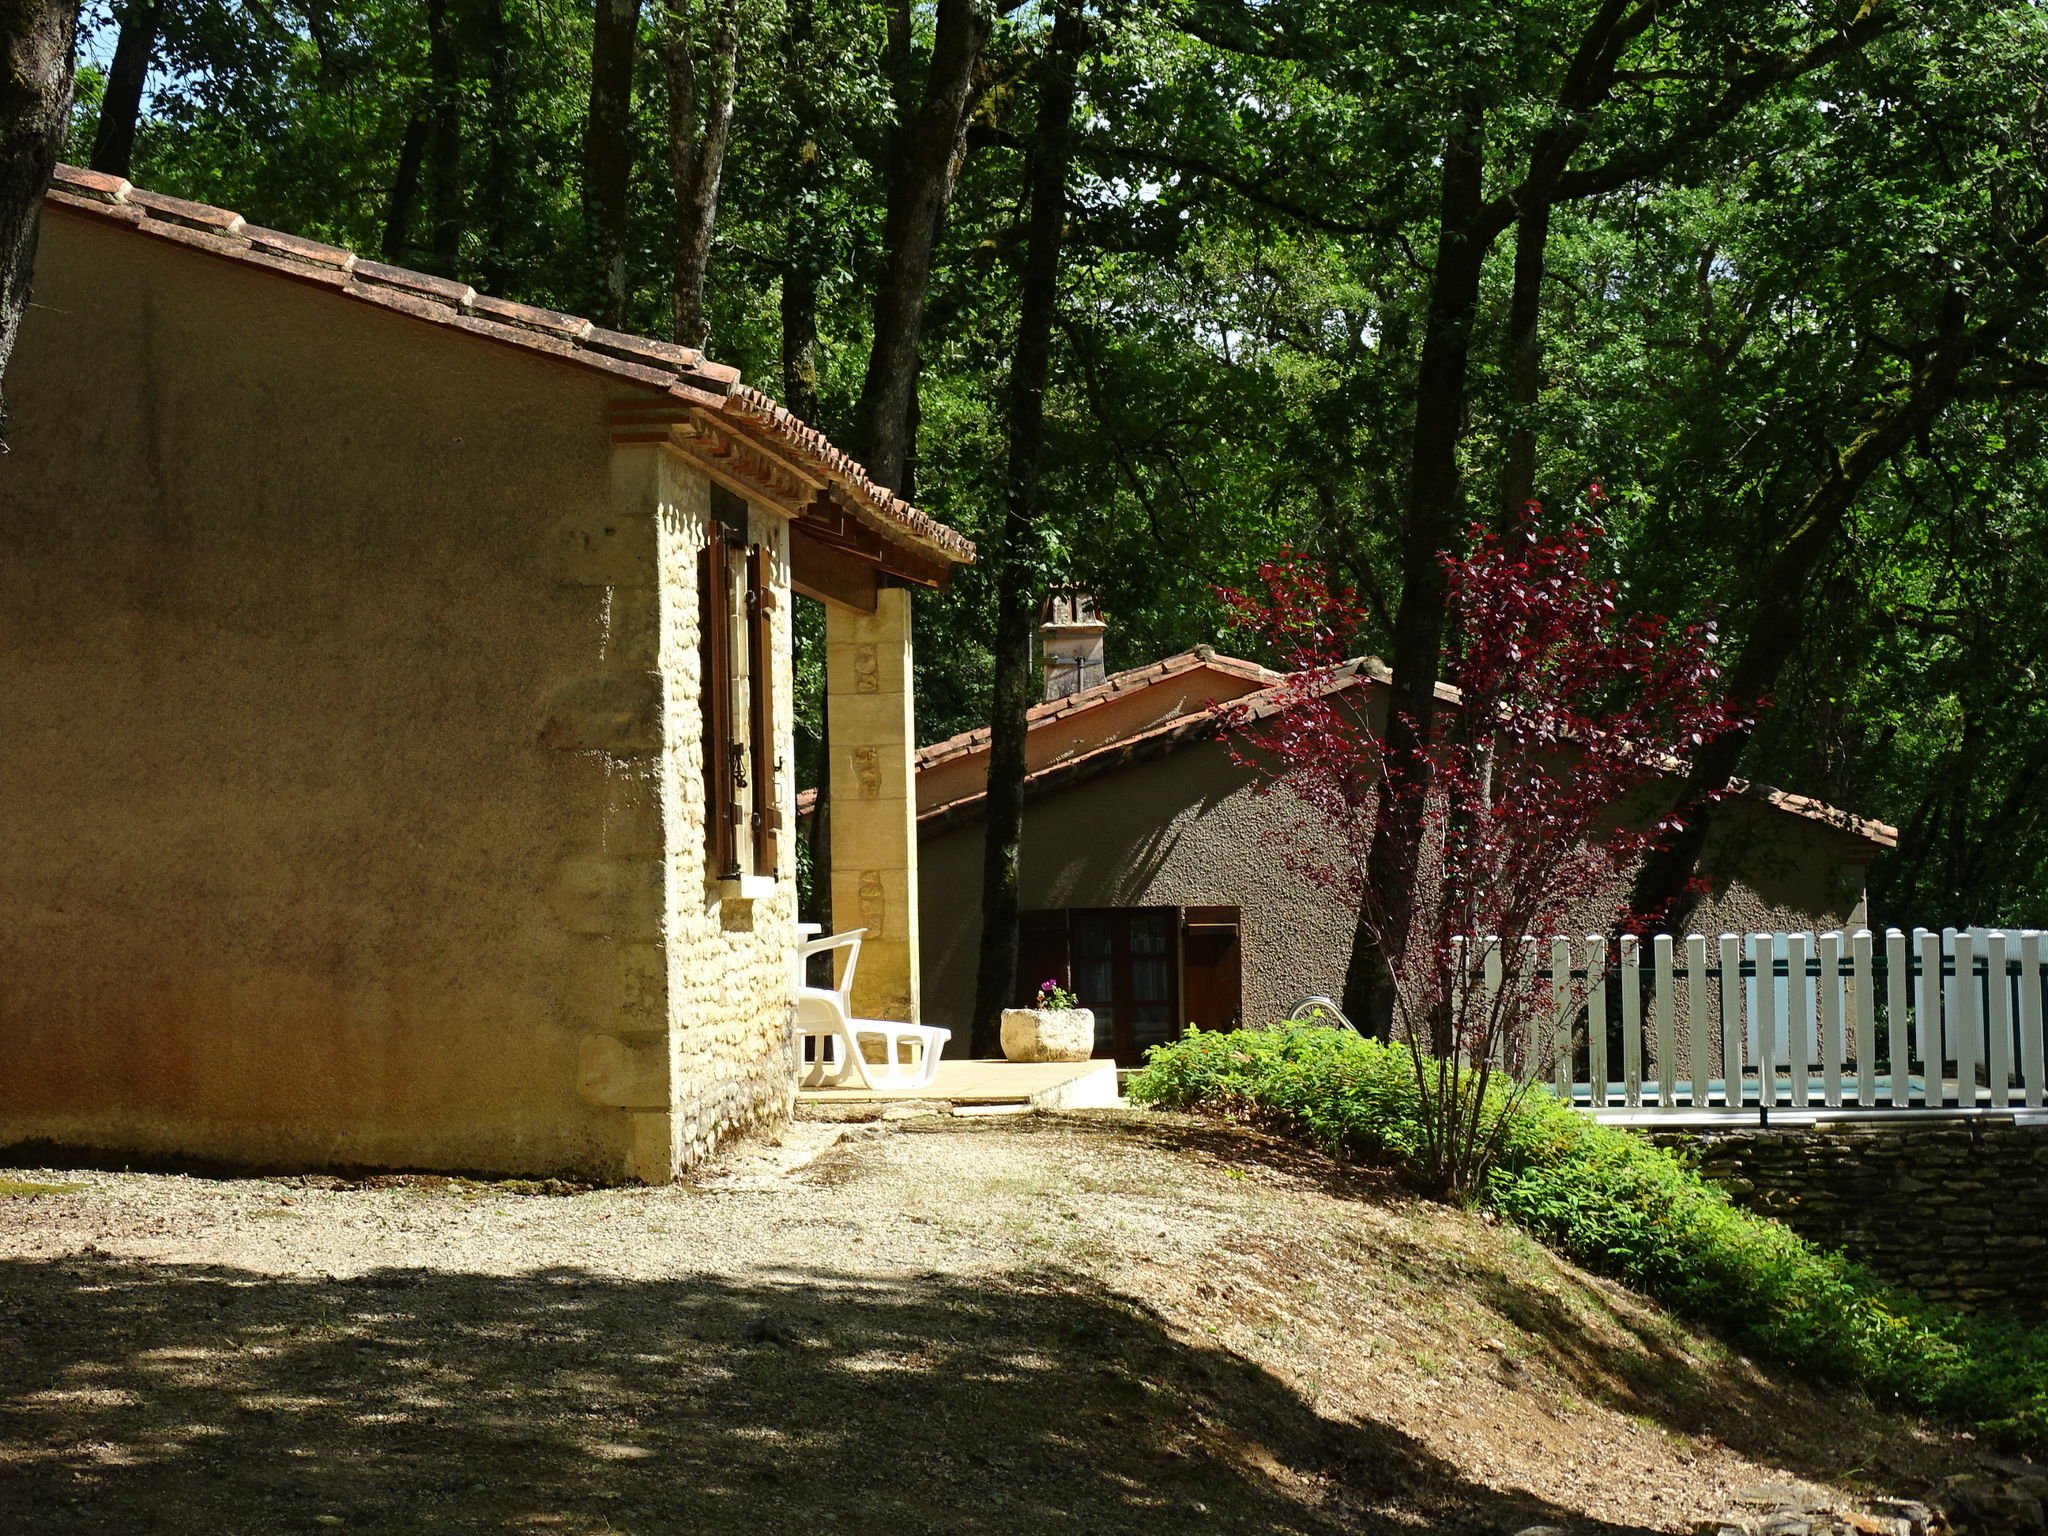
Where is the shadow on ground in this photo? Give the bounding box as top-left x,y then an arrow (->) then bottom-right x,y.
919,1112 -> 1958,1496
0,1252 -> 1667,1536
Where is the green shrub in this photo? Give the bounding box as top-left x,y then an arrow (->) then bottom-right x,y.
1128,1025 -> 2048,1450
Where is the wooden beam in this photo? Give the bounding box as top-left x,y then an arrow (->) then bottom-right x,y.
795,495 -> 954,590
790,524 -> 879,613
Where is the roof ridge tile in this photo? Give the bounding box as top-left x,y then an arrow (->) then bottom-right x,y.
242,225 -> 354,272
123,186 -> 243,235
351,258 -> 475,307
465,292 -> 593,341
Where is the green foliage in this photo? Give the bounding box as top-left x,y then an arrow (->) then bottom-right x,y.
68,0 -> 2048,918
1129,1025 -> 2048,1450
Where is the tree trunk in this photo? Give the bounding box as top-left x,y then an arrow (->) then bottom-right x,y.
583,0 -> 646,327
969,5 -> 1082,1057
90,0 -> 160,180
382,112 -> 428,262
1498,197 -> 1551,516
778,0 -> 821,421
477,0 -> 518,295
666,0 -> 737,351
1629,298 -> 2000,931
1347,94 -> 1489,1031
856,0 -> 992,494
424,0 -> 464,277
0,0 -> 75,445
780,259 -> 820,422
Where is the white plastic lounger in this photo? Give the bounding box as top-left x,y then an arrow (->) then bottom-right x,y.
796,927 -> 951,1090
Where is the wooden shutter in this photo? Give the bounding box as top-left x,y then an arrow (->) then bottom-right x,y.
1017,909 -> 1073,1008
746,542 -> 779,875
699,536 -> 738,880
700,490 -> 749,883
1181,905 -> 1243,1031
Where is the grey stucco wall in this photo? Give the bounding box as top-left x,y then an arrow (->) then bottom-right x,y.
920,739 -> 1359,1039
917,739 -> 1878,1042
0,208 -> 677,1177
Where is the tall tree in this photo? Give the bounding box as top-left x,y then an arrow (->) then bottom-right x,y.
856,0 -> 992,495
1631,285 -> 2043,930
584,0 -> 646,325
382,112 -> 429,263
777,0 -> 821,422
475,0 -> 521,295
665,0 -> 740,349
0,0 -> 74,443
424,0 -> 464,276
1126,1 -> 1890,1021
969,4 -> 1083,1055
90,0 -> 163,180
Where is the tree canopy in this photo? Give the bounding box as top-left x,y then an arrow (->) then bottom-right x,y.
68,0 -> 2048,931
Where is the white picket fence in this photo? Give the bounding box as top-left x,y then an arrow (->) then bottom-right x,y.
1457,928 -> 2048,1115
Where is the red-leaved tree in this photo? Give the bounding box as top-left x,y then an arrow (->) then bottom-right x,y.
1216,497 -> 1749,1192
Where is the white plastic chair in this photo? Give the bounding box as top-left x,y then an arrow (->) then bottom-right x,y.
796,927 -> 951,1091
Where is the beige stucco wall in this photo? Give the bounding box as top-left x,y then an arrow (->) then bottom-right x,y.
916,737 -> 1877,1041
0,209 -> 795,1179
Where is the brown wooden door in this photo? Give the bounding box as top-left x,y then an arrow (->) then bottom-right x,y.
1070,907 -> 1180,1064
1181,906 -> 1243,1031
1016,909 -> 1073,1008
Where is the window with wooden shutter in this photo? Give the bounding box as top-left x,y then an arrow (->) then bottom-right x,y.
745,542 -> 779,874
700,488 -> 747,882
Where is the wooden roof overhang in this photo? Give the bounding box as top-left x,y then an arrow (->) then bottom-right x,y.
607,395 -> 961,612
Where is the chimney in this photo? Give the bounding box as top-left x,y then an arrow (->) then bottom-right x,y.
1041,586 -> 1107,701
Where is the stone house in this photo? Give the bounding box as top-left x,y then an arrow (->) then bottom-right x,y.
914,607 -> 1897,1064
0,166 -> 970,1182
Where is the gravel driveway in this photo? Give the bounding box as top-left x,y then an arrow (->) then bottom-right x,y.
0,1108 -> 1969,1535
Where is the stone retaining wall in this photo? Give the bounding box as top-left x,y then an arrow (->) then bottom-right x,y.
1646,1119 -> 2048,1314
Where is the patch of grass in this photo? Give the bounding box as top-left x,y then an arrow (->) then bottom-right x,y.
1128,1025 -> 2048,1452
0,1179 -> 87,1198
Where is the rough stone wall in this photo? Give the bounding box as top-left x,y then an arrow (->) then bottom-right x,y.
1648,1121 -> 2048,1315
569,448 -> 798,1180
656,458 -> 798,1171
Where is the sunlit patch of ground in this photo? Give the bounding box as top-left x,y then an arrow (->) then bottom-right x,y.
0,1110 -> 1966,1534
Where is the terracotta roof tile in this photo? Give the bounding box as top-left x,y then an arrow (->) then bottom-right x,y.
582,324 -> 706,374
52,167 -> 131,202
903,652 -> 1897,850
42,162 -> 972,567
241,225 -> 355,272
124,186 -> 245,235
350,258 -> 475,307
46,188 -> 144,226
727,386 -> 975,563
466,292 -> 592,340
912,646 -> 1278,768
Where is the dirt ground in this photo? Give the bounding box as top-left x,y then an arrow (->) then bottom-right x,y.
0,1107 -> 1975,1535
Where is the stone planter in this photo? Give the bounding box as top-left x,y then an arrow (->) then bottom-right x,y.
999,1007 -> 1096,1063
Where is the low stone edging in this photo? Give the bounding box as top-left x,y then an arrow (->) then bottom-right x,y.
1691,1458 -> 2048,1536
1643,1119 -> 2048,1316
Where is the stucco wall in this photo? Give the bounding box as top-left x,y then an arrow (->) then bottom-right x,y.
0,210 -> 796,1179
917,738 -> 1877,1041
916,661 -> 1271,814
